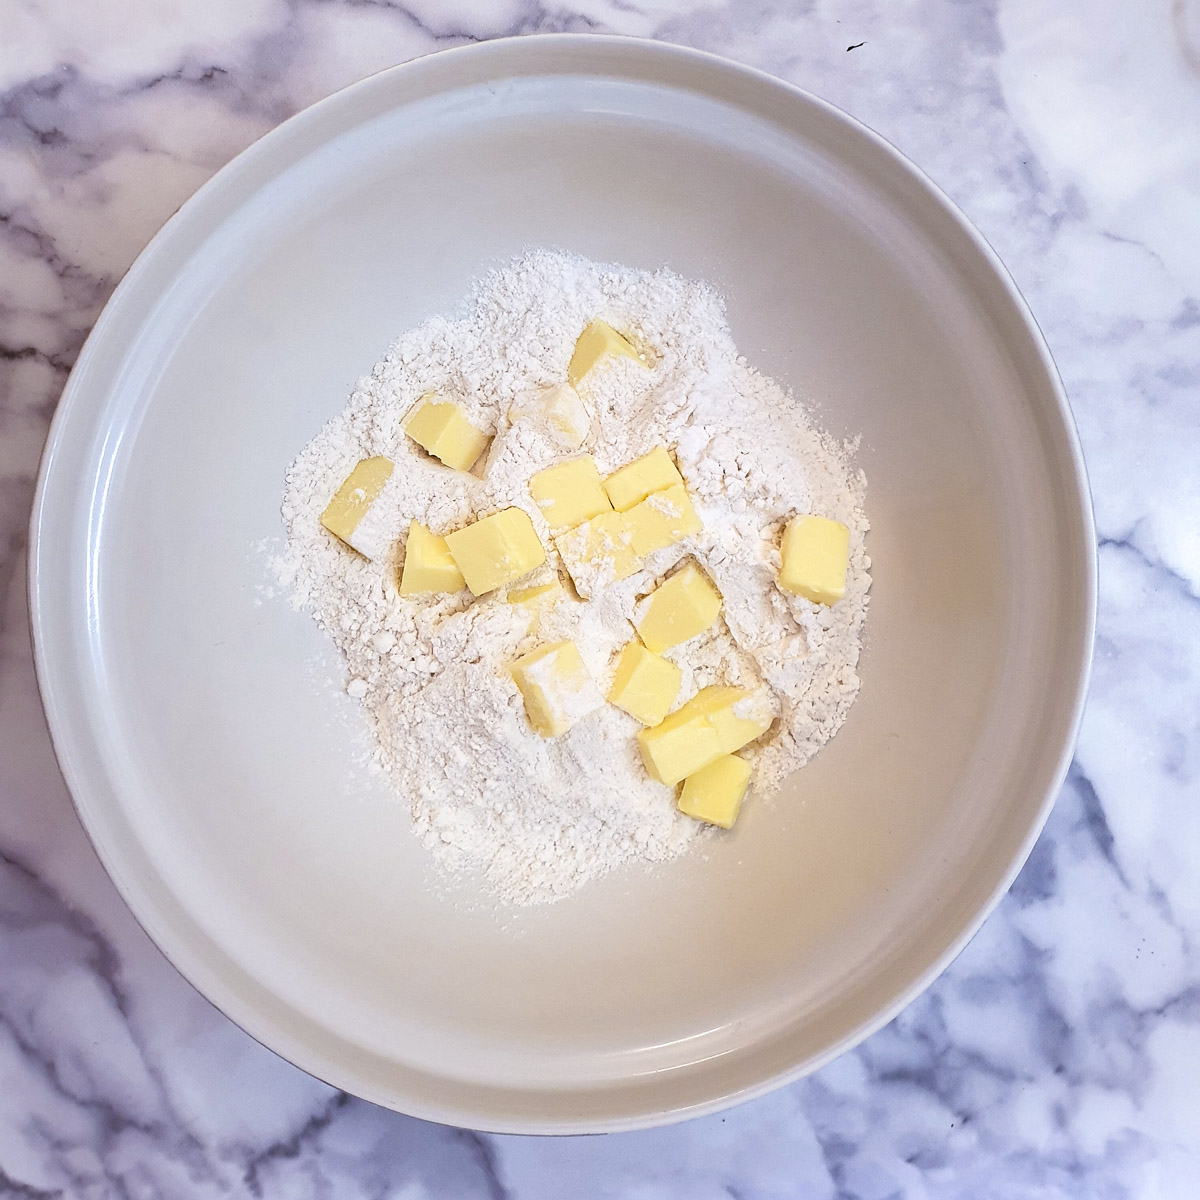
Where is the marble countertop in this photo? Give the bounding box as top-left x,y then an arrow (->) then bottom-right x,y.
2,1 -> 1198,1195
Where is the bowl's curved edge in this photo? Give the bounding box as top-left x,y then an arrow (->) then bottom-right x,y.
28,32 -> 1098,1134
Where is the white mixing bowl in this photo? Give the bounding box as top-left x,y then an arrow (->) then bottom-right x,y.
30,36 -> 1095,1132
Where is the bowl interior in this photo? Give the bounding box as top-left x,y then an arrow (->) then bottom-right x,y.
33,39 -> 1093,1131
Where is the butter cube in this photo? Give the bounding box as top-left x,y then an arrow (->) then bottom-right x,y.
399,521 -> 465,595
636,692 -> 722,786
510,383 -> 590,450
444,507 -> 546,595
635,561 -> 722,653
554,509 -> 641,598
626,484 -> 702,556
608,642 -> 682,726
779,515 -> 851,605
507,579 -> 562,606
404,394 -> 490,472
320,456 -> 396,560
678,754 -> 751,829
637,686 -> 773,785
529,456 -> 612,533
512,641 -> 604,737
604,445 -> 684,512
568,320 -> 644,387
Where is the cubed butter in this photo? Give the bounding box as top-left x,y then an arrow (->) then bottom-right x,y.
511,641 -> 604,737
678,754 -> 751,829
779,514 -> 851,605
510,383 -> 590,450
626,483 -> 702,556
529,456 -> 612,533
637,686 -> 773,785
399,521 -> 465,595
554,509 -> 641,598
319,456 -> 396,560
635,561 -> 722,653
568,320 -> 643,387
635,691 -> 722,786
444,507 -> 546,596
608,642 -> 682,726
404,394 -> 490,472
507,579 -> 562,606
603,445 -> 684,511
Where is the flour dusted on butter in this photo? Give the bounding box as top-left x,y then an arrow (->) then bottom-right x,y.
279,250 -> 870,905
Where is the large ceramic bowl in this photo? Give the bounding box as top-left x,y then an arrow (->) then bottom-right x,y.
30,36 -> 1095,1132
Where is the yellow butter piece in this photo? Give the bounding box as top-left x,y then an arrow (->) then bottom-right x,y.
398,521 -> 464,596
511,383 -> 590,450
444,507 -> 546,596
567,320 -> 643,388
779,514 -> 850,606
404,394 -> 490,472
511,640 -> 604,737
637,686 -> 773,785
608,642 -> 682,726
604,445 -> 684,512
625,483 -> 702,557
635,561 -> 722,653
529,456 -> 612,533
678,754 -> 751,829
554,509 -> 641,598
638,707 -> 722,786
319,456 -> 395,559
507,580 -> 562,606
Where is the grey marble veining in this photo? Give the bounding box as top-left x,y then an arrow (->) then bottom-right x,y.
2,1 -> 1199,1196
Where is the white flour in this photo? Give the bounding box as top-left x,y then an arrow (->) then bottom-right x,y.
279,251 -> 870,905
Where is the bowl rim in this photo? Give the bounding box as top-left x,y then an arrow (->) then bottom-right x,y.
29,32 -> 1097,1134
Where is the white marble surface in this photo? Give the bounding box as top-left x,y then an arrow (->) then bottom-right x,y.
1,0 -> 1198,1194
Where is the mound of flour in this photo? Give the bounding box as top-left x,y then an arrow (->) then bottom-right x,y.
280,251 -> 869,905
